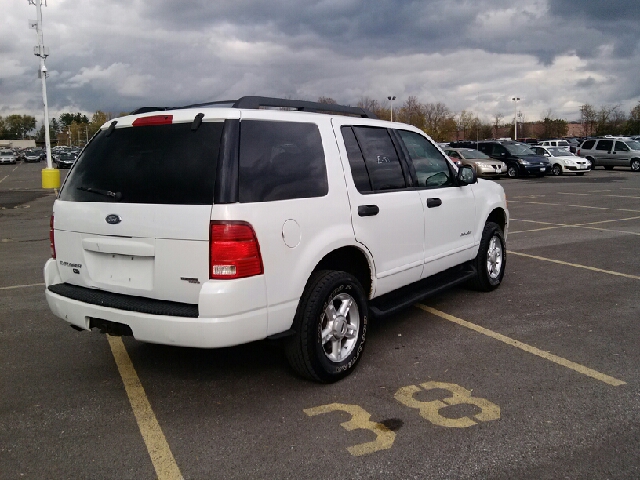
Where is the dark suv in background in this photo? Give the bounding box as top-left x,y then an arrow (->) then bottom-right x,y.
476,141 -> 551,178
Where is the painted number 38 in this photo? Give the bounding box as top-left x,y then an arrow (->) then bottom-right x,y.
304,381 -> 500,456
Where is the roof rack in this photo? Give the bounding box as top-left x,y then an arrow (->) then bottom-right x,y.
130,96 -> 377,119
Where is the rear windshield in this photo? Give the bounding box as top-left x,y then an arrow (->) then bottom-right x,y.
60,121 -> 223,204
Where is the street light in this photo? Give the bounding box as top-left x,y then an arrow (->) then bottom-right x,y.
511,97 -> 520,141
387,96 -> 396,122
28,0 -> 59,189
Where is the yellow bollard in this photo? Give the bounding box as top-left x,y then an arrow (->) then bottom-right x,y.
42,168 -> 60,189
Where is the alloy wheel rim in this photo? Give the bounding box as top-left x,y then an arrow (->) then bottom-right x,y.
486,236 -> 503,279
321,292 -> 360,363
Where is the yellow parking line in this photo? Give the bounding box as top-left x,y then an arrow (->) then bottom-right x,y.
416,305 -> 626,387
0,282 -> 45,290
508,251 -> 640,280
107,336 -> 183,480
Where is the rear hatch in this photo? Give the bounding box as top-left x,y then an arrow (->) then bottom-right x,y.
53,113 -> 225,304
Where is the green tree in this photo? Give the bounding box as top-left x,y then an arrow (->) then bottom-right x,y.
59,112 -> 89,127
541,117 -> 568,139
3,115 -> 36,139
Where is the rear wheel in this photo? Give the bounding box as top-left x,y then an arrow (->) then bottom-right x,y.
469,222 -> 506,292
552,164 -> 562,176
631,159 -> 640,172
285,270 -> 368,383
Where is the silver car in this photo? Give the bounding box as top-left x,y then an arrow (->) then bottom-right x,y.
0,149 -> 17,165
577,138 -> 640,171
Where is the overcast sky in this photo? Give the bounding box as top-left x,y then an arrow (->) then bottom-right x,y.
2,0 -> 639,125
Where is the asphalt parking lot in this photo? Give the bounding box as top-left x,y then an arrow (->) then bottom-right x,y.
1,162 -> 639,479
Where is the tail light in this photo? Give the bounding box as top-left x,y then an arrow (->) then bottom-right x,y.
49,214 -> 56,259
209,221 -> 263,279
132,115 -> 173,126
577,149 -> 581,156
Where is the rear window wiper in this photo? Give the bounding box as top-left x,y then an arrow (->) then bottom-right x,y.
77,186 -> 122,201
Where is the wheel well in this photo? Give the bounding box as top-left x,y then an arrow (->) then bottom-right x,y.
487,208 -> 507,233
314,246 -> 372,297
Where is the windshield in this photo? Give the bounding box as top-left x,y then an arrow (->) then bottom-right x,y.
547,147 -> 574,156
459,149 -> 490,159
626,140 -> 640,150
504,143 -> 536,155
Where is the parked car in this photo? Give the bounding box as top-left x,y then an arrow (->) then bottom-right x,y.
55,152 -> 77,169
577,138 -> 640,171
530,146 -> 590,176
44,96 -> 508,383
0,149 -> 17,165
444,148 -> 506,178
476,141 -> 551,178
23,148 -> 44,163
538,139 -> 572,149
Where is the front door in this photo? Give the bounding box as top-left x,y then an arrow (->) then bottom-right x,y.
395,130 -> 477,278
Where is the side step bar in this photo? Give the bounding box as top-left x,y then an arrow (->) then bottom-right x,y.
369,264 -> 477,319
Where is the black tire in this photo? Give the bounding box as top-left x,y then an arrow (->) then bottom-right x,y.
604,166 -> 614,170
552,164 -> 562,176
576,172 -> 585,176
507,165 -> 518,178
469,222 -> 506,292
631,159 -> 640,172
285,270 -> 368,383
588,157 -> 596,169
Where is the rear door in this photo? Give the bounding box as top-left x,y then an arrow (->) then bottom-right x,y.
335,122 -> 425,296
595,139 -> 614,166
53,113 -> 228,304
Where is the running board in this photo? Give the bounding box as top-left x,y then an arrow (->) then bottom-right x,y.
369,264 -> 477,319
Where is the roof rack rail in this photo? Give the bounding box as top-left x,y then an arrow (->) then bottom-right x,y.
130,96 -> 377,119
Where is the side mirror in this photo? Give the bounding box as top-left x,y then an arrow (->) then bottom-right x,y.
457,164 -> 477,186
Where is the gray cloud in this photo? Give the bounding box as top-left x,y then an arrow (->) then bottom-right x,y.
1,0 -> 639,123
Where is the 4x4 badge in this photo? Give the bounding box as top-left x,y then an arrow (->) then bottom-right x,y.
105,214 -> 121,224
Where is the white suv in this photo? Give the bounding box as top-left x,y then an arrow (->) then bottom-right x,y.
44,96 -> 508,382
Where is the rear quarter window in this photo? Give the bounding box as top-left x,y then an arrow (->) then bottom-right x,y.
238,120 -> 328,203
581,140 -> 595,150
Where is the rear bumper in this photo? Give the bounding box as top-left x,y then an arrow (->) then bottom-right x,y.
44,259 -> 270,348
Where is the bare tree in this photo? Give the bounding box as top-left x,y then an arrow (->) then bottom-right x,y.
580,104 -> 597,136
493,112 -> 504,138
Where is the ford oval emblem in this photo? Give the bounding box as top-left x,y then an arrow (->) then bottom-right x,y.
105,214 -> 121,225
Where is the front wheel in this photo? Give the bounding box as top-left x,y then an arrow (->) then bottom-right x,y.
552,164 -> 562,176
285,270 -> 368,383
469,222 -> 506,292
631,159 -> 640,172
507,165 -> 518,178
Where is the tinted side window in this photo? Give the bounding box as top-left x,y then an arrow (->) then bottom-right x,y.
238,120 -> 328,203
476,144 -> 491,155
352,127 -> 406,191
341,126 -> 372,192
581,140 -> 595,150
398,130 -> 454,188
596,140 -> 613,151
60,122 -> 223,204
615,141 -> 629,151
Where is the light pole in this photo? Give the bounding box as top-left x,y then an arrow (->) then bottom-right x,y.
511,97 -> 520,141
387,96 -> 396,122
29,0 -> 59,189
